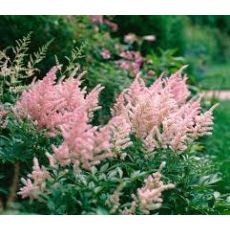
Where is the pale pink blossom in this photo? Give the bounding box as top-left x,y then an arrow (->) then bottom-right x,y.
123,162 -> 174,214
101,49 -> 111,60
142,35 -> 156,42
16,67 -> 132,172
18,158 -> 50,199
112,68 -> 216,152
90,15 -> 103,25
106,114 -> 132,152
124,33 -> 138,44
51,110 -> 131,169
116,51 -> 143,77
15,67 -> 103,136
17,178 -> 40,199
137,171 -> 174,214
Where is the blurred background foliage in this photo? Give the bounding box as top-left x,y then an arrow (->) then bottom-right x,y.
0,15 -> 229,88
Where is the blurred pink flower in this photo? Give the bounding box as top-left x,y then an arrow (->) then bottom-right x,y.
115,60 -> 130,70
89,16 -> 118,32
104,19 -> 118,32
90,15 -> 103,25
101,49 -> 111,59
116,51 -> 143,77
124,33 -> 138,44
142,35 -> 156,42
147,70 -> 156,76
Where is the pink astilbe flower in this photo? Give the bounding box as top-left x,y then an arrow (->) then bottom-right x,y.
113,68 -> 216,152
166,69 -> 190,104
15,66 -> 57,129
18,158 -> 50,199
123,162 -> 174,215
51,110 -> 131,169
137,170 -> 175,214
52,109 -> 112,169
15,67 -> 103,136
106,115 -> 132,152
16,67 -> 132,173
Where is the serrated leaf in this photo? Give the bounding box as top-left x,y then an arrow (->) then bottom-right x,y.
100,163 -> 109,172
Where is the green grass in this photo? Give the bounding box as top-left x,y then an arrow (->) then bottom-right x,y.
204,101 -> 230,193
199,63 -> 230,90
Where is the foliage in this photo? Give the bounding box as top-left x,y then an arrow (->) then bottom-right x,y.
0,16 -> 81,72
198,63 -> 230,90
0,33 -> 51,103
203,101 -> 230,196
113,16 -> 186,55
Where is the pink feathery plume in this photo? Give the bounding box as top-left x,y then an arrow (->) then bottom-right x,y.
15,67 -> 103,136
112,68 -> 216,153
18,158 -> 50,199
137,171 -> 174,214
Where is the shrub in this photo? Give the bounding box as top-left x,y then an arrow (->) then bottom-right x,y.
12,66 -> 227,215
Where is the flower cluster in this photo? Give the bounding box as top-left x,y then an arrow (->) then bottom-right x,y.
115,51 -> 144,77
17,67 -> 216,212
51,112 -> 132,169
51,109 -> 112,169
112,68 -> 216,152
15,67 -> 131,170
16,67 -> 132,198
123,162 -> 174,215
17,158 -> 50,199
15,67 -> 103,136
136,171 -> 175,214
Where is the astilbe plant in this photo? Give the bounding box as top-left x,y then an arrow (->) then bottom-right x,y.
15,66 -> 103,136
16,66 -> 131,198
122,162 -> 175,215
18,158 -> 50,199
112,67 -> 217,153
16,67 -> 216,214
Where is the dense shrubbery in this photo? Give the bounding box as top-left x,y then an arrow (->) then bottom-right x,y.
0,16 -> 230,215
